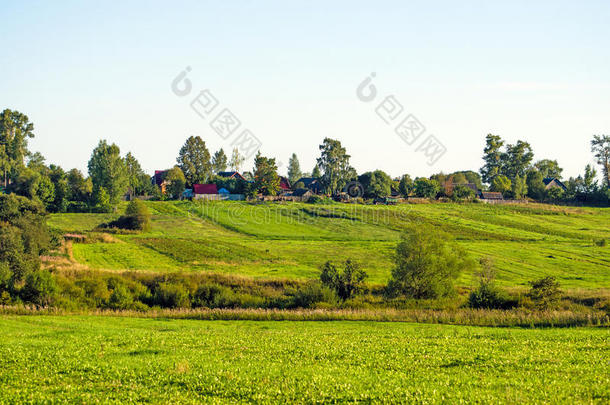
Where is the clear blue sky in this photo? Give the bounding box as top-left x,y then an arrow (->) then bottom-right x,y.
1,0 -> 608,180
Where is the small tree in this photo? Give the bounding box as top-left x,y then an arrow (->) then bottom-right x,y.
491,175 -> 512,197
452,184 -> 475,201
413,178 -> 440,199
528,276 -> 561,309
398,174 -> 413,197
212,149 -> 228,174
467,257 -> 511,309
386,224 -> 474,299
287,153 -> 302,185
165,166 -> 186,199
229,148 -> 245,172
124,200 -> 152,231
320,259 -> 367,301
253,152 -> 280,196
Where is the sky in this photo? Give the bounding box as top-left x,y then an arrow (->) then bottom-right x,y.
1,0 -> 609,180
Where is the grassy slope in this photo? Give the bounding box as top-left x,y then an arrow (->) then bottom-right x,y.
47,201 -> 610,288
0,316 -> 608,403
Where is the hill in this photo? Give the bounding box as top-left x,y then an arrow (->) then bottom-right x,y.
46,201 -> 610,290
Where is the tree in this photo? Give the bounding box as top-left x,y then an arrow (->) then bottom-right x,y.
490,175 -> 512,196
528,276 -> 561,310
591,135 -> 610,188
287,153 -> 302,185
229,148 -> 245,172
534,159 -> 563,180
511,174 -> 527,199
316,138 -> 356,195
386,224 -> 474,299
398,174 -> 413,197
124,152 -> 149,197
87,140 -> 128,205
452,184 -> 476,201
311,164 -> 322,178
165,166 -> 186,199
106,199 -> 151,231
526,169 -> 546,201
66,169 -> 93,203
0,109 -> 35,187
177,136 -> 212,186
503,141 -> 534,179
583,164 -> 599,193
413,178 -> 440,199
93,187 -> 112,213
480,134 -> 505,184
358,170 -> 393,198
320,259 -> 367,301
212,149 -> 228,174
253,152 -> 280,196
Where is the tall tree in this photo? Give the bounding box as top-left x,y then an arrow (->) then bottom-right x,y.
212,149 -> 228,174
583,164 -> 598,193
0,109 -> 35,187
316,138 -> 356,195
398,174 -> 413,197
534,159 -> 563,180
358,170 -> 393,198
124,152 -> 148,197
253,152 -> 280,196
480,134 -> 504,184
87,140 -> 128,205
229,148 -> 245,172
591,135 -> 610,187
177,136 -> 212,186
311,164 -> 321,178
165,166 -> 186,199
502,141 -> 534,179
287,153 -> 302,185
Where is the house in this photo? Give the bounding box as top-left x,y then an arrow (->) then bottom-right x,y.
182,189 -> 194,199
291,188 -> 313,201
296,177 -> 323,194
543,177 -> 567,192
479,191 -> 504,200
279,176 -> 291,192
217,171 -> 247,181
193,183 -> 220,200
152,170 -> 170,194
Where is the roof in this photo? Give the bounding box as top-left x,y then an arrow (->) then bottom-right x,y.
193,184 -> 218,195
454,183 -> 478,192
480,191 -> 504,200
153,170 -> 169,186
296,177 -> 323,192
279,176 -> 291,190
292,188 -> 312,197
217,171 -> 246,180
218,187 -> 230,194
543,177 -> 567,190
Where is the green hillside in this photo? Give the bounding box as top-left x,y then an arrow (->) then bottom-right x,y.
47,201 -> 610,289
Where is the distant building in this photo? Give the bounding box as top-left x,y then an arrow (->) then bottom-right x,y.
296,177 -> 323,194
279,176 -> 291,192
152,170 -> 169,194
479,191 -> 504,201
217,171 -> 247,181
193,183 -> 219,200
543,177 -> 567,192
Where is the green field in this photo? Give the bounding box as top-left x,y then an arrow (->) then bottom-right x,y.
0,315 -> 607,403
47,201 -> 610,289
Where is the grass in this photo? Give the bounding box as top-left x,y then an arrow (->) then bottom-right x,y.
47,201 -> 610,288
0,315 -> 608,403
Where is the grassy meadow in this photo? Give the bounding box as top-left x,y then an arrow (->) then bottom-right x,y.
0,315 -> 607,403
47,201 -> 610,289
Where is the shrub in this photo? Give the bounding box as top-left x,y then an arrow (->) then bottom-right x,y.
103,199 -> 151,231
528,276 -> 561,310
153,282 -> 190,308
108,284 -> 134,309
386,224 -> 475,299
292,281 -> 338,308
320,260 -> 367,301
192,284 -> 226,308
21,270 -> 57,306
468,283 -> 512,309
595,239 -> 607,247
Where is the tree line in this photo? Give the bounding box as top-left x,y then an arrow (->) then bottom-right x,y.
1,108 -> 609,212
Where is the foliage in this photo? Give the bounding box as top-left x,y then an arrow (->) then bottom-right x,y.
253,152 -> 280,196
490,175 -> 511,196
104,199 -> 151,231
317,138 -> 356,195
591,134 -> 610,187
452,184 -> 475,201
177,136 -> 212,186
287,153 -> 302,185
413,178 -> 440,198
93,187 -> 113,213
398,174 -> 413,197
0,109 -> 34,183
320,260 -> 367,300
229,148 -> 245,172
467,258 -> 513,309
510,174 -> 527,199
87,140 -> 128,205
212,148 -> 228,174
480,134 -> 504,184
528,276 -> 561,310
534,159 -> 563,180
387,224 -> 475,299
358,170 -> 393,198
165,166 -> 186,199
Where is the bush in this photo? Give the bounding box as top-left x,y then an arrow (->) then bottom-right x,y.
292,281 -> 338,308
595,239 -> 607,247
192,284 -> 227,308
320,260 -> 367,301
103,199 -> 151,231
21,270 -> 57,306
528,276 -> 561,310
108,284 -> 134,310
153,282 -> 190,308
386,224 -> 475,299
468,283 -> 513,309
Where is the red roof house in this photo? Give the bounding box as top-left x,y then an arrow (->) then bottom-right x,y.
279,176 -> 291,191
193,184 -> 218,195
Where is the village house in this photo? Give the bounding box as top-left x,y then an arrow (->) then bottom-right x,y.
543,177 -> 567,192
